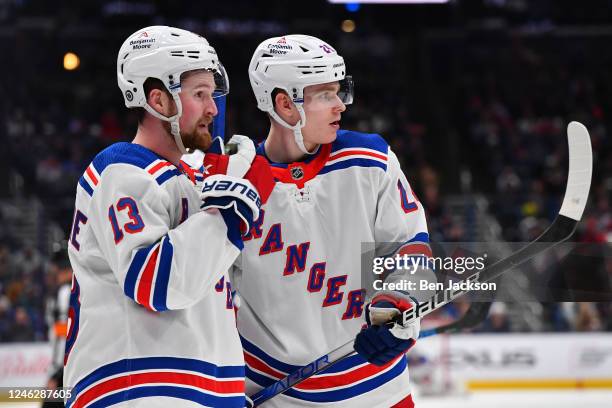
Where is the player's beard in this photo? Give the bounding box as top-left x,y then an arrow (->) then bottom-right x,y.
164,117 -> 213,152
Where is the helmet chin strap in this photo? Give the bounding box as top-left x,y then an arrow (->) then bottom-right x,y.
143,92 -> 188,155
269,104 -> 319,156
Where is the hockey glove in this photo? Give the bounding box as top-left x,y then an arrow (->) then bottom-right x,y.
202,136 -> 274,240
204,135 -> 274,206
204,135 -> 256,178
354,290 -> 420,366
201,174 -> 261,233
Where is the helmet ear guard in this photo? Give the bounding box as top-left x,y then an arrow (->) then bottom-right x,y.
117,26 -> 229,154
248,35 -> 354,155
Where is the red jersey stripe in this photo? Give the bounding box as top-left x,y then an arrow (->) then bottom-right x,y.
398,243 -> 432,258
136,246 -> 160,310
148,161 -> 172,175
328,149 -> 387,162
244,352 -> 285,380
86,166 -> 98,186
245,351 -> 402,391
72,371 -> 244,408
296,356 -> 401,390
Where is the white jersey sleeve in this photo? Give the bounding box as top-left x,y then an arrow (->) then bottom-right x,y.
374,148 -> 431,258
88,162 -> 239,311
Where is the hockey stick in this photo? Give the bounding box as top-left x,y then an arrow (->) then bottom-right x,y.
213,94 -> 226,140
246,303 -> 492,407
247,121 -> 592,407
213,95 -> 242,156
212,93 -> 243,157
419,300 -> 493,338
244,305 -> 490,408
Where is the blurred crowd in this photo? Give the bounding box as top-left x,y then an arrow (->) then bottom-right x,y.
0,1 -> 610,342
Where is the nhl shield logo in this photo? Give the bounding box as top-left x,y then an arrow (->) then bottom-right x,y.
290,166 -> 304,180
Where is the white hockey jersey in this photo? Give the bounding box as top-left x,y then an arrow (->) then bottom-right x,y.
234,130 -> 430,407
65,142 -> 246,408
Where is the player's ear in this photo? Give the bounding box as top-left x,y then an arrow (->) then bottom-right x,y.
274,91 -> 292,111
274,91 -> 299,124
148,88 -> 177,117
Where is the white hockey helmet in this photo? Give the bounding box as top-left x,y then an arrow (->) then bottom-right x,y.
117,25 -> 229,153
248,34 -> 353,154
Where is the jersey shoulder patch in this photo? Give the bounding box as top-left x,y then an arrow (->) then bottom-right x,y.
320,130 -> 389,175
78,143 -> 181,197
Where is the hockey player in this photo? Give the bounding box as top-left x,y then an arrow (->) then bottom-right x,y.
227,35 -> 432,407
64,26 -> 273,408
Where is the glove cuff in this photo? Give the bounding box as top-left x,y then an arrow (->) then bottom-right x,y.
371,290 -> 416,312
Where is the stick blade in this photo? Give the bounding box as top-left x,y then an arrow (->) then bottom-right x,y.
559,121 -> 593,221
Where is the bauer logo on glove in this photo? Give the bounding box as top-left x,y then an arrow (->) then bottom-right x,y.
202,178 -> 261,209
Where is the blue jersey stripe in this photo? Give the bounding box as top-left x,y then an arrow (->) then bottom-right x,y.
156,168 -> 181,185
152,236 -> 173,311
408,232 -> 430,243
378,233 -> 431,260
284,357 -> 406,402
90,160 -> 101,175
78,176 -> 94,196
248,357 -> 407,403
67,357 -> 245,405
124,242 -> 156,301
243,337 -> 372,375
87,386 -> 245,408
241,336 -> 298,374
318,353 -> 369,374
246,365 -> 277,386
320,158 -> 387,175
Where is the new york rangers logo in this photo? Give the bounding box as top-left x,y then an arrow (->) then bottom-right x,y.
290,166 -> 304,180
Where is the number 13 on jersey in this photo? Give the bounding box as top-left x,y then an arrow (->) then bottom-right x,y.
108,197 -> 145,244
